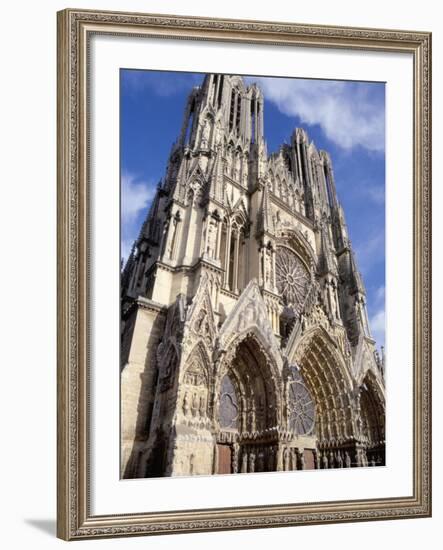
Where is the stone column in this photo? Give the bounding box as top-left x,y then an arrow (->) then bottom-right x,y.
233,230 -> 240,293
233,443 -> 240,474
200,215 -> 208,256
223,227 -> 232,288
276,445 -> 284,471
298,450 -> 305,470
314,450 -> 321,469
170,215 -> 182,260
161,214 -> 174,261
215,218 -> 222,261
271,246 -> 277,292
259,245 -> 264,286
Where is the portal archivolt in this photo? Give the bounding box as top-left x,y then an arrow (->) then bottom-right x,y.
292,328 -> 357,467
214,333 -> 282,474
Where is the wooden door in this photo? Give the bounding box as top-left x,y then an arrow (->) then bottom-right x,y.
304,449 -> 316,470
217,444 -> 233,474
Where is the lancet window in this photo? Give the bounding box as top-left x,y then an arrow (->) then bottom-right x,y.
220,215 -> 247,294
323,164 -> 334,207
219,374 -> 239,430
184,99 -> 195,145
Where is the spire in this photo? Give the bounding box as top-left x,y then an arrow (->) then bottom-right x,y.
208,144 -> 224,201
171,155 -> 188,202
139,183 -> 162,245
349,248 -> 366,295
317,223 -> 337,276
257,183 -> 273,235
121,241 -> 137,291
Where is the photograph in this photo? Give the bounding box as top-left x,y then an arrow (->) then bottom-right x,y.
55,7 -> 431,540
119,71 -> 386,479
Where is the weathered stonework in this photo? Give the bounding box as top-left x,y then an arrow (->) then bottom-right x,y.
120,74 -> 385,478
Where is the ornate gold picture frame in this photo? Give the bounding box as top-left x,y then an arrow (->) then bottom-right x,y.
57,8 -> 431,540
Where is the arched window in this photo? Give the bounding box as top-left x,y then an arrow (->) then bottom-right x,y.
219,374 -> 239,430
217,75 -> 224,108
323,164 -> 334,207
250,100 -> 256,143
276,175 -> 282,198
228,225 -> 236,290
288,367 -> 316,435
222,215 -> 246,293
229,89 -> 236,132
275,246 -> 310,313
184,99 -> 195,145
211,75 -> 217,105
235,94 -> 241,135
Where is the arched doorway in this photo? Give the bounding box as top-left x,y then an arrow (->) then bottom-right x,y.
293,329 -> 357,468
215,333 -> 281,474
359,371 -> 386,466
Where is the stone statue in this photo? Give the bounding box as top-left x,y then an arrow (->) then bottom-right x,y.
298,452 -> 305,470
182,392 -> 190,416
336,451 -> 343,468
283,447 -> 290,471
322,453 -> 329,469
248,451 -> 256,473
241,451 -> 248,473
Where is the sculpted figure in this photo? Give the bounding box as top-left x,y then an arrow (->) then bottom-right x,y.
336,451 -> 343,468
322,452 -> 329,469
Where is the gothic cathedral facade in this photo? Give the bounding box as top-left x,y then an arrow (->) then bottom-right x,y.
121,74 -> 385,478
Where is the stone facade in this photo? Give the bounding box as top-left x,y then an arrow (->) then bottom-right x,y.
120,74 -> 385,478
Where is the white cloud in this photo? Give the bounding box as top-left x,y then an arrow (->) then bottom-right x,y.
354,232 -> 385,278
365,184 -> 385,205
249,77 -> 385,152
120,173 -> 155,263
374,285 -> 385,304
121,240 -> 133,264
121,173 -> 154,223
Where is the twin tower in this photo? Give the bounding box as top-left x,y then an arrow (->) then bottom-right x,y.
120,74 -> 385,479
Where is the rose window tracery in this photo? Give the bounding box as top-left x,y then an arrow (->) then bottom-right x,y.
288,367 -> 315,435
275,246 -> 310,312
219,375 -> 239,429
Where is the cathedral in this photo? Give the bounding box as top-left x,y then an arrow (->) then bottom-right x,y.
120,73 -> 385,478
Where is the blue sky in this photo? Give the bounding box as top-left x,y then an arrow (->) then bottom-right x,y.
120,70 -> 385,349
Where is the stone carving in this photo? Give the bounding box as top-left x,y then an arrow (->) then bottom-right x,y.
219,279 -> 282,361
205,217 -> 218,258
219,374 -> 239,429
275,246 -> 310,313
288,367 -> 316,435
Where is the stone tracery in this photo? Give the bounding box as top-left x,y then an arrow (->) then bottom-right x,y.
275,246 -> 310,312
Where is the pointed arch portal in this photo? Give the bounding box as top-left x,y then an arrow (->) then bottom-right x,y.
215,333 -> 282,474
292,328 -> 385,468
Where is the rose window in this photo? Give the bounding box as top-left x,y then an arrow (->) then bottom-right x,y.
288,367 -> 315,435
275,247 -> 310,312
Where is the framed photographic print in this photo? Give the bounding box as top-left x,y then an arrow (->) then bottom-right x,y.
57,8 -> 431,540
